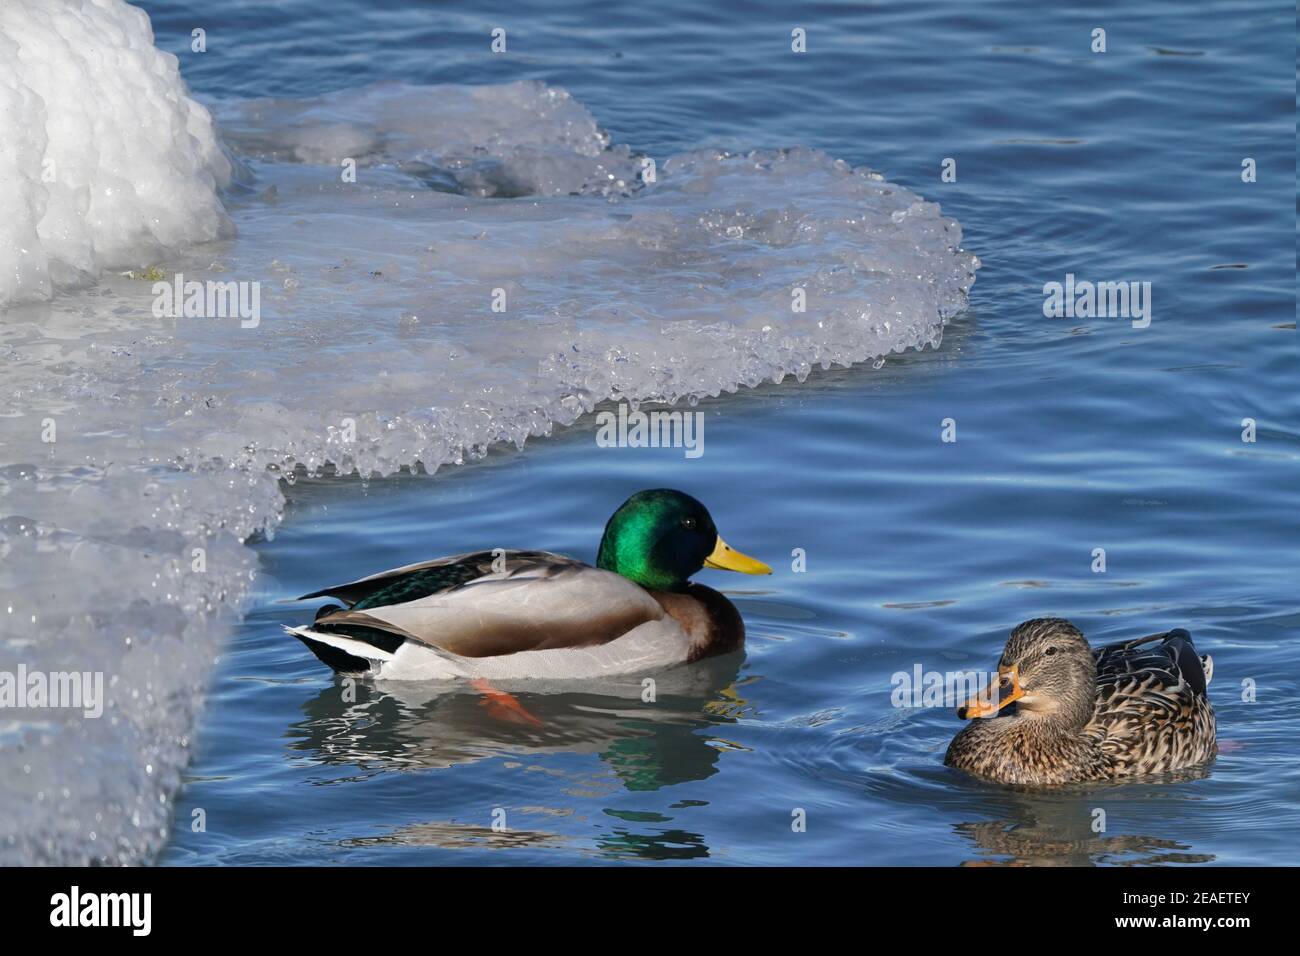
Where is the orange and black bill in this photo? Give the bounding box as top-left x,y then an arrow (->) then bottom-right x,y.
957,665 -> 1024,719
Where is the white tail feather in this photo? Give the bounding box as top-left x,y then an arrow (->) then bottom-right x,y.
282,625 -> 397,663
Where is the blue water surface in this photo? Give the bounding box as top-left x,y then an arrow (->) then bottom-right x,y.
154,0 -> 1297,865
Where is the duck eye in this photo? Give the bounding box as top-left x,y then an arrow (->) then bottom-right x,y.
1045,646 -> 1058,656
680,517 -> 697,531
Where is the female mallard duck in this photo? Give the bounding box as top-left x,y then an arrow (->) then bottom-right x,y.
944,619 -> 1216,786
285,489 -> 771,681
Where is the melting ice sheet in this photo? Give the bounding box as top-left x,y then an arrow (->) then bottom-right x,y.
0,4 -> 977,864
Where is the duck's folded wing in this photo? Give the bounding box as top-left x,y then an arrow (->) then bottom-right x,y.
312,561 -> 669,658
1093,629 -> 1208,699
297,550 -> 582,609
1088,629 -> 1212,753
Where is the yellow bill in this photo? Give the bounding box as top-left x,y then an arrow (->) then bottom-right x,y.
704,535 -> 772,575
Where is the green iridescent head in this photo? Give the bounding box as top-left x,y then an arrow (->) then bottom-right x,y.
596,489 -> 771,592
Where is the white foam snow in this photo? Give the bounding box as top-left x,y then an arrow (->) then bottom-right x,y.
0,3 -> 978,864
0,0 -> 232,307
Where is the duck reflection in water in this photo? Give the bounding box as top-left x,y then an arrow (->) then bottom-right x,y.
951,767 -> 1216,866
288,655 -> 750,792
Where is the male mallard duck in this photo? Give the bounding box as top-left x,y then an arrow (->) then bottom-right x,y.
944,619 -> 1216,786
285,489 -> 771,681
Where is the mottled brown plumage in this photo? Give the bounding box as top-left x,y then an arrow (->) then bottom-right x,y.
945,619 -> 1216,786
